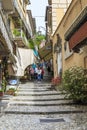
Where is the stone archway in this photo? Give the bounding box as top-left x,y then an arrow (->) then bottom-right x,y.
23,65 -> 31,81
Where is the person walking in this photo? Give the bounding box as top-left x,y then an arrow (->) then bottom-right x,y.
34,65 -> 38,80
37,67 -> 42,81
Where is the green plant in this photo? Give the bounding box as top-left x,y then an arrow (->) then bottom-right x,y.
62,66 -> 87,103
0,89 -> 4,92
28,39 -> 35,49
35,34 -> 45,47
1,77 -> 7,92
13,29 -> 21,36
9,88 -> 16,91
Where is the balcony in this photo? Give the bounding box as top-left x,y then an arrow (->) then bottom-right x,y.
1,0 -> 14,12
13,0 -> 31,36
0,10 -> 16,64
0,10 -> 13,53
12,29 -> 29,48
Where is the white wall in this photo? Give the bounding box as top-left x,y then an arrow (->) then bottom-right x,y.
15,48 -> 34,76
19,48 -> 34,69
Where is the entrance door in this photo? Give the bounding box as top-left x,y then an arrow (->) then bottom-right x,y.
58,52 -> 62,76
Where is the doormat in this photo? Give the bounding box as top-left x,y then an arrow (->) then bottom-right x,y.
40,118 -> 65,123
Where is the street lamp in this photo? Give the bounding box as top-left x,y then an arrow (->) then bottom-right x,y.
38,26 -> 51,43
38,26 -> 46,35
38,26 -> 51,35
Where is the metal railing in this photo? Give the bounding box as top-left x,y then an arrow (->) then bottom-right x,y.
12,28 -> 29,47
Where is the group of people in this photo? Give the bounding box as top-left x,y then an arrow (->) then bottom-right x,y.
28,59 -> 52,82
29,64 -> 44,81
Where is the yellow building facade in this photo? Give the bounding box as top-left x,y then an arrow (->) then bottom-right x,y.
52,0 -> 87,78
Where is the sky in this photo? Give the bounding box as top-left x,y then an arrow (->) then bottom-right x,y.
29,0 -> 48,34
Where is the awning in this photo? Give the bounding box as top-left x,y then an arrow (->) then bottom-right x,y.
65,6 -> 87,41
44,53 -> 53,61
33,49 -> 39,57
64,6 -> 87,51
69,22 -> 87,50
38,42 -> 52,61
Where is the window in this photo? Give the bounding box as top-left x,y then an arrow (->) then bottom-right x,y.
64,41 -> 73,59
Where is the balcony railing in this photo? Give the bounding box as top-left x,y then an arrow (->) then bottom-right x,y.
12,29 -> 29,48
13,0 -> 32,36
0,10 -> 13,53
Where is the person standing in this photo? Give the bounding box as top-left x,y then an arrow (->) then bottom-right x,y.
29,66 -> 34,80
47,61 -> 51,74
41,67 -> 44,80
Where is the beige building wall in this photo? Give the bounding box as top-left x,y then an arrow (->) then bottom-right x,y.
52,0 -> 87,78
52,0 -> 72,34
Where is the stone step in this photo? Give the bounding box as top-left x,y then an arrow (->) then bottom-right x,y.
0,102 -> 8,112
20,85 -> 52,88
12,95 -> 65,100
19,86 -> 51,90
5,110 -> 86,115
19,87 -> 52,90
12,97 -> 69,102
17,93 -> 64,96
18,92 -> 64,96
4,106 -> 87,115
4,105 -> 87,115
0,95 -> 13,100
8,99 -> 74,106
9,100 -> 86,106
19,89 -> 53,92
18,87 -> 56,91
17,90 -> 60,95
20,83 -> 51,86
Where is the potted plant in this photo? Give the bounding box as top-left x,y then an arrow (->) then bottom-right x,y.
51,77 -> 61,86
6,88 -> 16,96
0,89 -> 4,96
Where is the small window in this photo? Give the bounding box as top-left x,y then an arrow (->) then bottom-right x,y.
64,41 -> 73,59
64,42 -> 67,51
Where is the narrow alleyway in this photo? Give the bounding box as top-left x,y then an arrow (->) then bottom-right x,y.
0,82 -> 87,130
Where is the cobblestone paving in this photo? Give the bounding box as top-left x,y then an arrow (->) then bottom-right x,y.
0,82 -> 87,130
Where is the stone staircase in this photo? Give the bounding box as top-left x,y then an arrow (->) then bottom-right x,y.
2,82 -> 87,130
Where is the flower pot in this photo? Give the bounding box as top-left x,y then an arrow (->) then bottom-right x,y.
6,90 -> 15,95
0,91 -> 4,96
